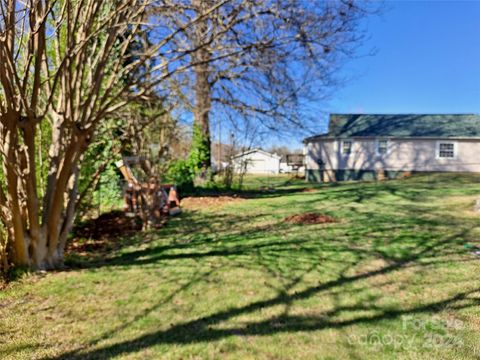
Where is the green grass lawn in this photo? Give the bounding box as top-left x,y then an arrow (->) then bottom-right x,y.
2,173 -> 480,359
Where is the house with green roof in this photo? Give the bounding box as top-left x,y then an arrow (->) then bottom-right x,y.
303,114 -> 480,182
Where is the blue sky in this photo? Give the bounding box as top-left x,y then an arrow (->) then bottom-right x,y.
207,1 -> 480,150
331,0 -> 480,113
282,0 -> 480,149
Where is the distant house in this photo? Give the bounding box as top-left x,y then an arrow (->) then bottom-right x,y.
303,114 -> 480,182
279,154 -> 306,174
232,149 -> 281,174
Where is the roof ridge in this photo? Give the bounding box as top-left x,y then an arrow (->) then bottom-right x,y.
303,113 -> 480,141
330,113 -> 480,116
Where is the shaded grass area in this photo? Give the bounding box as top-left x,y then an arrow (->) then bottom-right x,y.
183,173 -> 310,198
1,173 -> 480,359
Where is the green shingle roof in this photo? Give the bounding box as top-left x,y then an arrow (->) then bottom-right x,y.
307,114 -> 480,140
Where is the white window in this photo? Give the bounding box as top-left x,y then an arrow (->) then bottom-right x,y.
377,140 -> 388,155
341,140 -> 352,155
436,141 -> 457,159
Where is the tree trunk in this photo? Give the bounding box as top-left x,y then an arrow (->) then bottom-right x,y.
191,0 -> 213,181
0,0 -> 155,272
193,62 -> 212,180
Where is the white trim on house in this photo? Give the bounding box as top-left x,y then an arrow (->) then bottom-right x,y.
436,140 -> 458,160
340,139 -> 353,156
375,139 -> 389,156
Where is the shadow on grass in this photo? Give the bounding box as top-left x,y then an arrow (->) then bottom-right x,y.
65,210 -> 277,269
52,174 -> 480,359
52,292 -> 480,360
182,186 -> 313,200
48,228 -> 480,360
180,173 -> 330,199
183,173 -> 480,206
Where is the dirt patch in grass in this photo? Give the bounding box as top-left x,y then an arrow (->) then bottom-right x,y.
284,212 -> 336,225
181,195 -> 244,210
67,211 -> 144,256
72,210 -> 142,241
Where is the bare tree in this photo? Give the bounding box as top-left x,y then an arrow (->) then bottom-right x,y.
154,0 -> 375,177
0,0 -> 152,269
0,0 -> 225,270
0,0 -> 372,271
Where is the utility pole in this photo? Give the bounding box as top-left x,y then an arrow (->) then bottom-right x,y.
218,119 -> 221,169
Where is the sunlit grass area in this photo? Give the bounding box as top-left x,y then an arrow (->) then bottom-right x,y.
2,173 -> 480,359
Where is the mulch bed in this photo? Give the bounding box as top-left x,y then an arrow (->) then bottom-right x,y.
284,212 -> 336,225
72,210 -> 142,241
68,210 -> 143,255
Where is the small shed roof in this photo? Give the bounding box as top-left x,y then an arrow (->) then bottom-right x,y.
232,148 -> 281,159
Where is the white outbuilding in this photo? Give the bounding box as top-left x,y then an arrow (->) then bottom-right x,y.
232,149 -> 281,174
